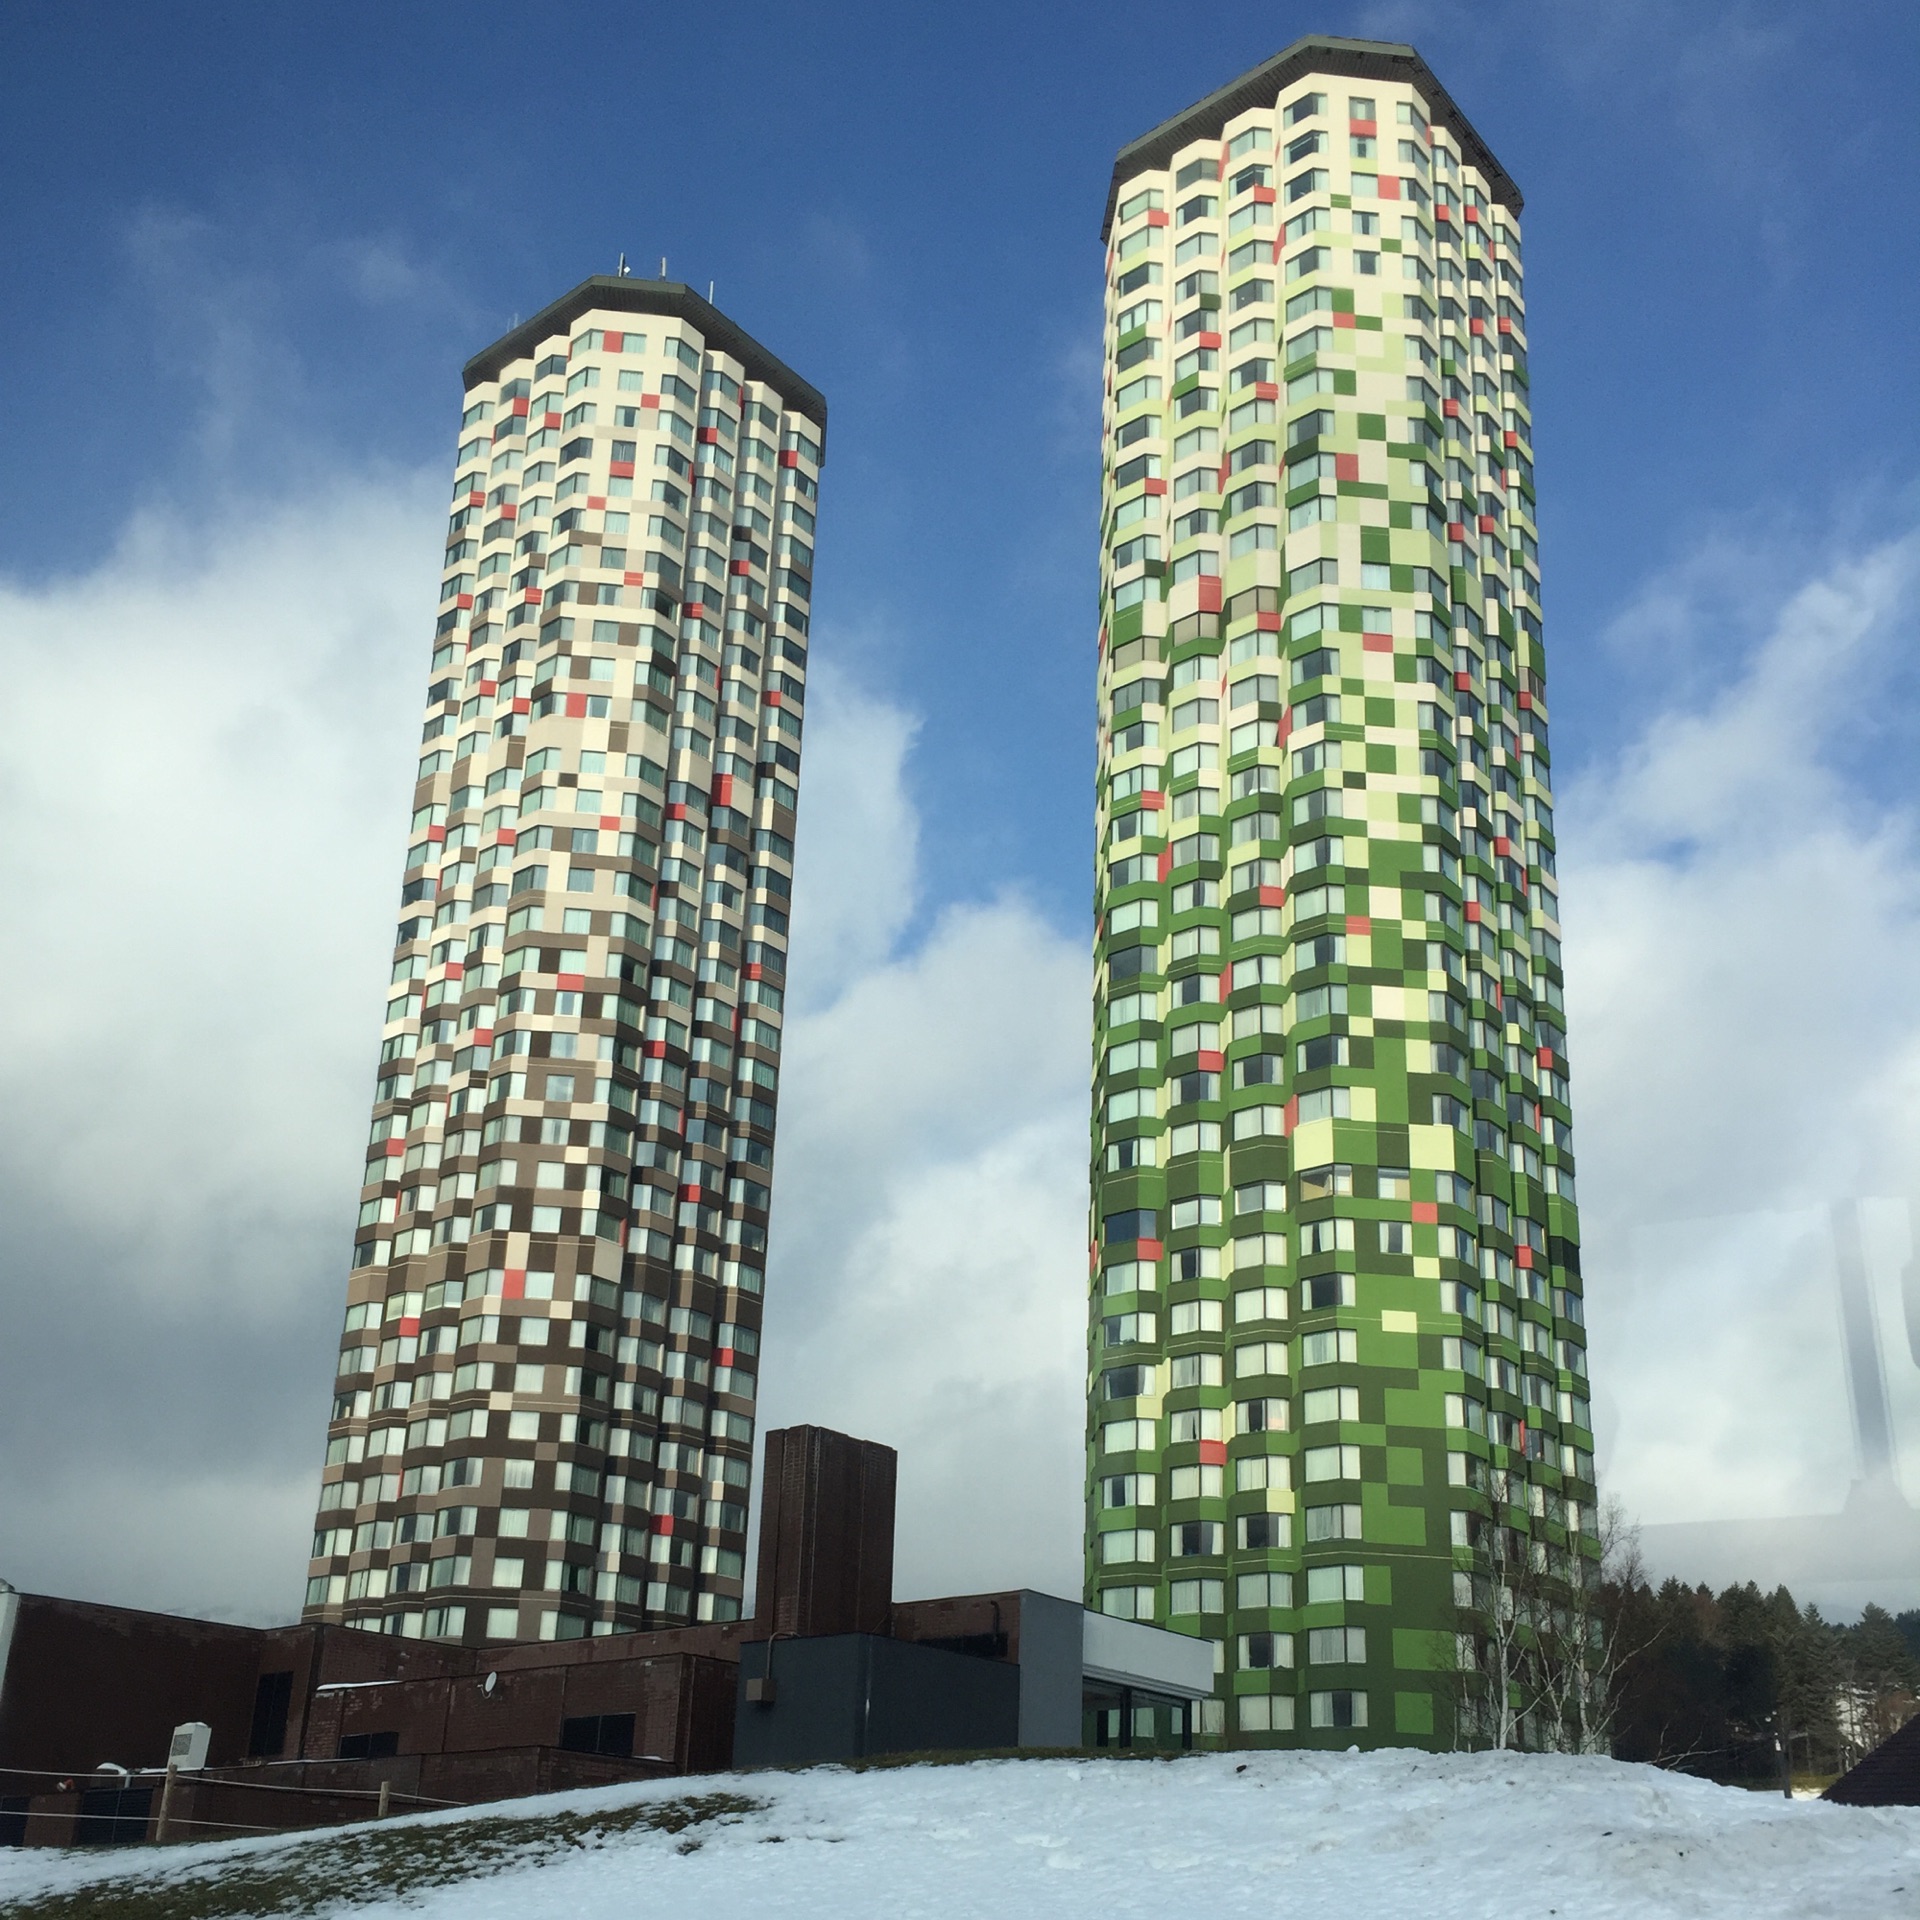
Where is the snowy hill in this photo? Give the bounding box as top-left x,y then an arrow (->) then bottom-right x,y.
1,1749 -> 1915,1920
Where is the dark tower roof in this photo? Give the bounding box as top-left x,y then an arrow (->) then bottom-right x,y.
1102,35 -> 1521,241
462,276 -> 827,434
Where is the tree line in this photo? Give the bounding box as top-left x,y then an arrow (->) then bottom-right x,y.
1443,1495 -> 1919,1783
1609,1577 -> 1918,1784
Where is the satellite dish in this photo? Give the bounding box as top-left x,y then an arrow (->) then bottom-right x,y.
484,1672 -> 498,1695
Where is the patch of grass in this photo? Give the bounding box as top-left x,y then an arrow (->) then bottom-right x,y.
0,1790 -> 766,1920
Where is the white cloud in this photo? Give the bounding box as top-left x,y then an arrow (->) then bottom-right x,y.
0,479 -> 440,1298
0,473 -> 1095,1620
1562,522 -> 1920,1562
764,886 -> 1090,1600
0,474 -> 443,1616
782,667 -> 922,1008
739,664 -> 1095,1602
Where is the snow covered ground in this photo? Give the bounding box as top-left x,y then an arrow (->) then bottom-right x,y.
1,1748 -> 1916,1919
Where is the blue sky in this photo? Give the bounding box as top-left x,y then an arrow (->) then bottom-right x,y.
3,0 -> 1920,1619
6,0 -> 1916,923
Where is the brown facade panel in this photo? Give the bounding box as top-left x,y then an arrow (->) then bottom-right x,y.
754,1426 -> 896,1639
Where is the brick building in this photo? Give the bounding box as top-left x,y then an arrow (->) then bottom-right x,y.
0,1428 -> 1209,1847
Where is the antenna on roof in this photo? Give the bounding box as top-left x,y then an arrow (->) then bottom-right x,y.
617,252 -> 629,277
708,280 -> 715,302
660,256 -> 668,277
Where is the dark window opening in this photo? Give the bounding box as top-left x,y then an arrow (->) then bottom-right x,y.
0,1797 -> 27,1847
559,1713 -> 636,1757
249,1669 -> 294,1757
75,1787 -> 153,1846
916,1631 -> 1010,1661
336,1731 -> 400,1761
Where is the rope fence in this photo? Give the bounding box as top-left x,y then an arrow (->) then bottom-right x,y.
0,1762 -> 459,1807
0,1761 -> 476,1848
0,1808 -> 290,1835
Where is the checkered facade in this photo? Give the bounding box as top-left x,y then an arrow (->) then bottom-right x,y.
302,279 -> 823,1646
1085,41 -> 1596,1745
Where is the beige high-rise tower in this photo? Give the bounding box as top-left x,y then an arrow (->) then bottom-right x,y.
302,277 -> 824,1645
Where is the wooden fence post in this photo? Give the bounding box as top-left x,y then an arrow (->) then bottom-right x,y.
153,1764 -> 179,1845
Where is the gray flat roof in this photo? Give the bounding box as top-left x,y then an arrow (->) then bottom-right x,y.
1081,1611 -> 1216,1698
462,276 -> 827,435
1102,35 -> 1521,240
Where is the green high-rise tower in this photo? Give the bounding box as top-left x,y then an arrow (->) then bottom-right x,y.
1086,38 -> 1595,1748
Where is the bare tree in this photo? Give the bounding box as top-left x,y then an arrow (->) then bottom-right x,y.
1423,1623 -> 1480,1751
1450,1483 -> 1644,1755
1465,1475 -> 1550,1751
1531,1493 -> 1644,1754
